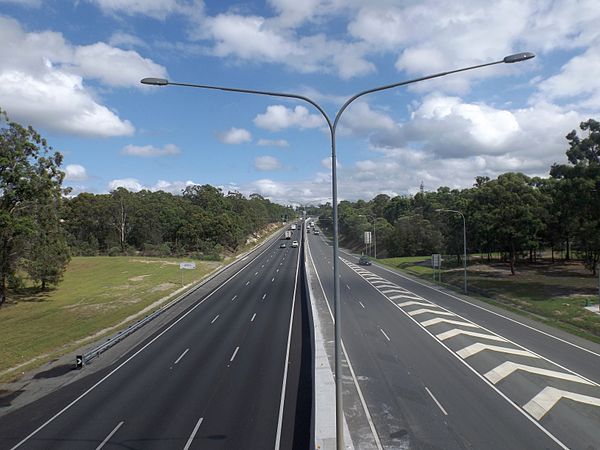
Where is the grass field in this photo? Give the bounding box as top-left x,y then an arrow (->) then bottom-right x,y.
378,256 -> 600,343
0,256 -> 219,380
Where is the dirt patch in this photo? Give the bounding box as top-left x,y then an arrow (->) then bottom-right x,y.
129,259 -> 178,266
151,283 -> 176,292
128,275 -> 149,282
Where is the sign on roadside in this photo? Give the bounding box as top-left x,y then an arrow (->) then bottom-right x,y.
432,253 -> 442,268
364,231 -> 372,244
179,262 -> 196,270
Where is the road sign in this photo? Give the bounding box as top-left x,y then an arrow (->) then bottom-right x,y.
179,262 -> 196,270
75,355 -> 83,369
364,231 -> 372,244
432,254 -> 442,268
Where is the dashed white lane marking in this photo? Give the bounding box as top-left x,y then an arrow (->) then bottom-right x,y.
251,313 -> 257,322
277,268 -> 280,272
95,421 -> 124,450
231,295 -> 238,301
380,328 -> 391,342
421,317 -> 480,328
524,387 -> 600,420
262,293 -> 267,300
457,343 -> 539,359
211,314 -> 219,324
183,417 -> 204,450
245,281 -> 250,286
425,387 -> 448,416
230,346 -> 240,362
272,277 -> 275,282
485,361 -> 594,386
408,308 -> 455,317
346,284 -> 351,290
174,348 -> 190,365
436,328 -> 507,342
255,271 -> 259,276
359,301 -> 365,309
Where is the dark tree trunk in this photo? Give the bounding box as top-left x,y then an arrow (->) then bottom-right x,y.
509,242 -> 516,275
565,236 -> 570,261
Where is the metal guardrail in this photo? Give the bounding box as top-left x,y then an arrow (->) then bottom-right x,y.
76,228 -> 284,369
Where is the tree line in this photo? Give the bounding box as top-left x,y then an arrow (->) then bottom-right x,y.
315,119 -> 600,276
0,109 -> 293,306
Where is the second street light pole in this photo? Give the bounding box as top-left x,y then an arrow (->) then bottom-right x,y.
436,209 -> 468,294
141,50 -> 533,450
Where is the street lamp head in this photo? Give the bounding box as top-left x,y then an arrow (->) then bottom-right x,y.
141,77 -> 169,86
503,52 -> 535,64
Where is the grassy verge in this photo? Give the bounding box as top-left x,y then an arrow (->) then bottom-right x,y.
378,256 -> 600,344
0,256 -> 220,380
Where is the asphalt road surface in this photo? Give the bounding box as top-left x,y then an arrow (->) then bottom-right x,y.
307,228 -> 600,449
0,226 -> 305,450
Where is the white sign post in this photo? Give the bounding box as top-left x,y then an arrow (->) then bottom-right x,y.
432,254 -> 442,282
179,262 -> 196,286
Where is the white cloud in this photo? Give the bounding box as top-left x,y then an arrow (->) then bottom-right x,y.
108,178 -> 145,192
535,45 -> 600,110
254,105 -> 323,131
86,0 -> 199,20
217,127 -> 252,144
122,143 -> 181,157
257,138 -> 290,148
254,155 -> 282,171
64,164 -> 88,181
0,16 -> 168,136
340,102 -> 395,136
109,32 -> 147,49
152,179 -> 199,194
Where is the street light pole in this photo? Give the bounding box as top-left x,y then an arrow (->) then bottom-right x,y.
436,209 -> 467,294
141,51 -> 533,450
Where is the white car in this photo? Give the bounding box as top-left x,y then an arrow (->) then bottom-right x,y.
291,240 -> 299,248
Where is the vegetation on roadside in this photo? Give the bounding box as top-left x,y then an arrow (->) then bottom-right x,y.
378,256 -> 600,343
0,256 -> 218,380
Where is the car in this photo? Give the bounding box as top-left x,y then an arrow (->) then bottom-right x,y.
358,256 -> 372,265
313,230 -> 320,235
280,243 -> 286,248
291,240 -> 299,248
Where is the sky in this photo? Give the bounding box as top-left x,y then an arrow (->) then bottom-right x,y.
1,0 -> 599,206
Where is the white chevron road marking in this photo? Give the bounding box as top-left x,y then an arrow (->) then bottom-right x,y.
523,387 -> 600,420
485,361 -> 594,386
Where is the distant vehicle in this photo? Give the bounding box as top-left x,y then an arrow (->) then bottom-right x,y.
307,229 -> 310,233
313,230 -> 320,235
291,224 -> 297,230
358,256 -> 371,265
284,230 -> 292,239
291,240 -> 299,248
280,243 -> 287,248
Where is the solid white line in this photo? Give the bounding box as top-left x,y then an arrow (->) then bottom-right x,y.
306,239 -> 383,450
251,313 -> 257,322
339,255 -> 570,449
359,301 -> 365,309
231,295 -> 238,302
274,231 -> 303,450
174,348 -> 189,365
380,328 -> 391,342
370,255 -> 600,360
183,417 -> 204,450
95,421 -> 124,450
425,387 -> 448,416
8,235 -> 282,450
230,346 -> 240,362
485,361 -> 593,386
211,314 -> 219,324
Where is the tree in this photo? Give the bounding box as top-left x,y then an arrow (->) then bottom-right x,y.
0,109 -> 66,305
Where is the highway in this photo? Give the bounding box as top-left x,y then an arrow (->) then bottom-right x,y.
306,226 -> 600,449
0,226 -> 306,450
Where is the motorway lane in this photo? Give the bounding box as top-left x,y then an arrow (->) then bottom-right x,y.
0,227 -> 304,450
306,231 -> 566,449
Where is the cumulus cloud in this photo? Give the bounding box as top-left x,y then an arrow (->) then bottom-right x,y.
0,16 -> 167,136
254,105 -> 322,131
254,155 -> 282,171
108,178 -> 145,192
64,164 -> 88,181
122,143 -> 181,157
257,138 -> 290,148
217,127 -> 252,144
